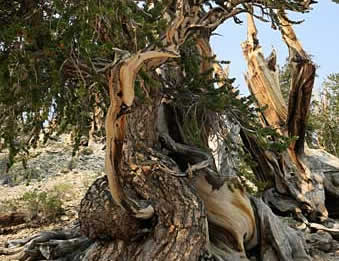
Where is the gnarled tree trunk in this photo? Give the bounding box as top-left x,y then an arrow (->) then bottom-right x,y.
1,3 -> 321,261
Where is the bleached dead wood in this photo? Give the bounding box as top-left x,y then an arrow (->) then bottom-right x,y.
242,13 -> 339,221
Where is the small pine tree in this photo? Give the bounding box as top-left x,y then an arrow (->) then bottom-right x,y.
314,74 -> 339,156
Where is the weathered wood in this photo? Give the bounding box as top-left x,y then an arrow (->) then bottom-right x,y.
242,14 -> 287,130
104,50 -> 178,214
277,14 -> 315,155
0,225 -> 92,261
241,13 -> 339,221
0,223 -> 29,236
1,4 -> 322,261
251,197 -> 311,261
80,161 -> 208,260
309,223 -> 339,240
0,212 -> 26,227
193,175 -> 257,260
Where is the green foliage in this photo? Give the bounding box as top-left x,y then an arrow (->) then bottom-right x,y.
174,39 -> 250,148
0,0 -> 317,170
161,38 -> 292,160
310,74 -> 339,156
256,127 -> 295,153
237,161 -> 272,196
0,0 -> 170,168
53,182 -> 74,195
279,60 -> 291,104
21,189 -> 64,223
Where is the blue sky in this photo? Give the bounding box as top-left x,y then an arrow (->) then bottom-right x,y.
211,1 -> 339,95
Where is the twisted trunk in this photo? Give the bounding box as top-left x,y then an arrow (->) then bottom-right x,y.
0,4 -> 320,261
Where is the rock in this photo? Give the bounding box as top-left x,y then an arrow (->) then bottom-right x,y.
67,159 -> 75,170
306,230 -> 333,252
0,175 -> 13,186
310,252 -> 327,261
323,218 -> 335,228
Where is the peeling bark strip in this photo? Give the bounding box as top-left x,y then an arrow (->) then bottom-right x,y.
241,13 -> 339,221
287,62 -> 315,154
104,50 -> 178,209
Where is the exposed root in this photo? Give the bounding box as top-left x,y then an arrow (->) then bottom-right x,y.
1,223 -> 92,261
251,197 -> 311,261
193,175 -> 257,259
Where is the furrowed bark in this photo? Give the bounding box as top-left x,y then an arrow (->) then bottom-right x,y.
79,173 -> 207,261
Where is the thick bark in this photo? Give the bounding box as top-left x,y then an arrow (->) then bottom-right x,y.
99,5 -> 259,257
81,172 -> 207,260
79,174 -> 207,261
241,13 -> 339,221
101,68 -> 258,259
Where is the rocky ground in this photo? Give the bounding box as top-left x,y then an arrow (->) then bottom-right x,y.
0,135 -> 339,260
0,135 -> 104,260
280,216 -> 339,260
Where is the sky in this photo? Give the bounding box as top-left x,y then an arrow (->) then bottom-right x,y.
211,1 -> 339,95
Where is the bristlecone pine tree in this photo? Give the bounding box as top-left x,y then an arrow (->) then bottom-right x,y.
1,1 -> 339,260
